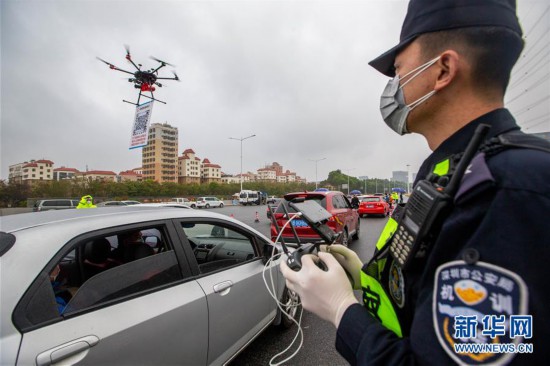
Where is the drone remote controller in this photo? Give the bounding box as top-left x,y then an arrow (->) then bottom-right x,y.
287,243 -> 328,272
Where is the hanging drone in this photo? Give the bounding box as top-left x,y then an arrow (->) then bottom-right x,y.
97,45 -> 179,106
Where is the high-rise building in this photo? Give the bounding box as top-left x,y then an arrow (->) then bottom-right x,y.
392,170 -> 408,184
141,123 -> 178,183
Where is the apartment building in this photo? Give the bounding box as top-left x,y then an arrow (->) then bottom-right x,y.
79,170 -> 117,182
178,149 -> 201,184
53,167 -> 80,180
141,123 -> 178,183
201,158 -> 222,184
119,170 -> 143,182
8,159 -> 54,184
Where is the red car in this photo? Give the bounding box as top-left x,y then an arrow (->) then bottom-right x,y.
358,195 -> 390,217
270,191 -> 360,246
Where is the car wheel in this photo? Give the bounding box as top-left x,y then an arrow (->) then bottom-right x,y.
352,220 -> 360,241
219,203 -> 224,208
339,229 -> 349,247
279,286 -> 301,329
191,204 -> 196,209
205,203 -> 211,209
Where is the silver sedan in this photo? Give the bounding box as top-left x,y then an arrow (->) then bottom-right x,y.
0,207 -> 298,365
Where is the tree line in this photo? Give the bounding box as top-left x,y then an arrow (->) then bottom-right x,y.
0,169 -> 408,207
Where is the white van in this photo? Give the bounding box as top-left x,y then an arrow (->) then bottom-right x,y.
239,190 -> 259,205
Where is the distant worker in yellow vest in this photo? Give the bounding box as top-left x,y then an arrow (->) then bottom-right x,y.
77,195 -> 97,209
391,192 -> 399,205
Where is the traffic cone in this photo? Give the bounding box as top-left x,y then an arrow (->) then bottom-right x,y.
254,211 -> 260,223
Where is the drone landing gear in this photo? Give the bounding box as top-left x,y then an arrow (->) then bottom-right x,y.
123,92 -> 166,106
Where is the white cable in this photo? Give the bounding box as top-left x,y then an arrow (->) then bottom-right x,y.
261,212 -> 306,366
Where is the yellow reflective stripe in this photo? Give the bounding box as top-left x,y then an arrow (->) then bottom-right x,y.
375,217 -> 398,251
361,271 -> 403,337
432,159 -> 450,176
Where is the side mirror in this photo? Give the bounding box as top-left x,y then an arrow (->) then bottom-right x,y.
262,243 -> 279,265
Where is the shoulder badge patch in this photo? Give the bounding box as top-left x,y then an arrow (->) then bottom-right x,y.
433,260 -> 529,365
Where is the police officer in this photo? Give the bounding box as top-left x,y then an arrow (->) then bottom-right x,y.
76,194 -> 97,209
280,0 -> 550,364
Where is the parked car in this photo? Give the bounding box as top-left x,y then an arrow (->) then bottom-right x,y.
0,207 -> 297,365
120,200 -> 142,205
196,197 -> 224,209
171,197 -> 197,208
96,201 -> 128,207
358,195 -> 390,217
32,199 -> 79,212
132,203 -> 191,209
270,191 -> 360,246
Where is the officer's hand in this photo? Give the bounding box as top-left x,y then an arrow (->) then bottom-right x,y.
280,252 -> 359,328
320,244 -> 363,290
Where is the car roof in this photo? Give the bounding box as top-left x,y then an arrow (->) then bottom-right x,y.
283,191 -> 341,200
133,203 -> 191,208
1,206 -> 230,234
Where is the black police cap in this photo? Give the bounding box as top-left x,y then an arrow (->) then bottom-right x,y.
369,0 -> 523,77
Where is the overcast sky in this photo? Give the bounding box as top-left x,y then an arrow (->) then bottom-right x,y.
1,0 -> 548,183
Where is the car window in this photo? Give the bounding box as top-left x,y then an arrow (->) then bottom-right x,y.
179,222 -> 257,274
43,200 -> 55,206
13,224 -> 184,331
332,195 -> 347,209
362,197 -> 380,203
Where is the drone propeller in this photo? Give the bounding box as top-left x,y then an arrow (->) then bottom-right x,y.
123,44 -> 141,71
97,57 -> 118,69
151,56 -> 174,67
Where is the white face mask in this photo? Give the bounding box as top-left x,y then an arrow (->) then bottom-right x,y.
379,56 -> 440,135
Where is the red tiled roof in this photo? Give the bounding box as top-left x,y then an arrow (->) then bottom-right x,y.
119,170 -> 140,176
195,157 -> 201,161
204,164 -> 221,168
203,158 -> 211,164
23,163 -> 38,168
183,148 -> 195,154
36,159 -> 54,164
84,170 -> 116,175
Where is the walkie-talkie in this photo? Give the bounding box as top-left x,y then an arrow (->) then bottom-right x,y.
390,124 -> 490,270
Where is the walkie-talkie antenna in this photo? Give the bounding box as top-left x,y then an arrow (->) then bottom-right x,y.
444,124 -> 491,196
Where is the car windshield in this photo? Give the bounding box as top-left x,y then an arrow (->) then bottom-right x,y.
362,197 -> 380,203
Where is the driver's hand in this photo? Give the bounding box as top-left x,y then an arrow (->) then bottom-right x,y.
320,244 -> 363,290
280,252 -> 358,328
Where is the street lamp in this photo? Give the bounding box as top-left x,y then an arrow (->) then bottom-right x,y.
229,134 -> 256,192
308,157 -> 326,189
406,164 -> 411,193
345,168 -> 356,195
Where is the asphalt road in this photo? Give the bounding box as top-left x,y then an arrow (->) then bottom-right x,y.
206,204 -> 389,366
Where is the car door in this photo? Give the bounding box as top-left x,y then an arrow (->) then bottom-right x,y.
14,222 -> 209,366
175,219 -> 276,365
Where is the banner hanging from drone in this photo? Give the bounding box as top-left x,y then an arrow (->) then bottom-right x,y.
129,101 -> 154,149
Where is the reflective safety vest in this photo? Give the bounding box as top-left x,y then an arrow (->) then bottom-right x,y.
360,158 -> 451,337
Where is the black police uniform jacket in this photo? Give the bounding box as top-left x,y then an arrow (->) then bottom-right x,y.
335,109 -> 550,365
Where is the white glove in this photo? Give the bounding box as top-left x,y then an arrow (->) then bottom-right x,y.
280,252 -> 359,328
320,244 -> 363,290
